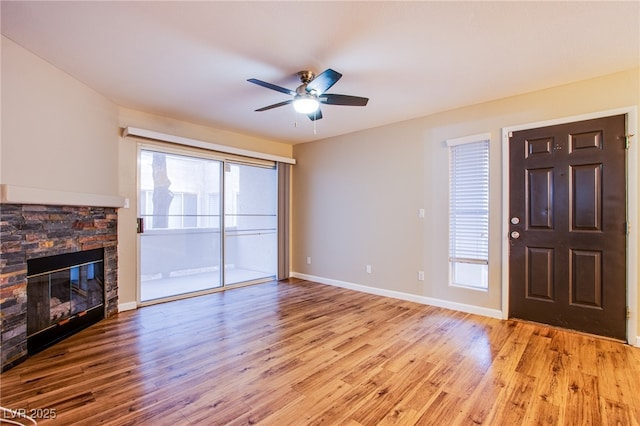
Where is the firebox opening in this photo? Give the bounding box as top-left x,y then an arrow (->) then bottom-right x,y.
26,248 -> 105,355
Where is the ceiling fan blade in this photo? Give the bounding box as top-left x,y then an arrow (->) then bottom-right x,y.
320,94 -> 369,106
306,69 -> 342,94
247,78 -> 295,95
307,108 -> 323,121
255,100 -> 293,112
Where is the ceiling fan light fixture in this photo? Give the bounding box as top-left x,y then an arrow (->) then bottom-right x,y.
249,68 -> 368,121
293,95 -> 320,114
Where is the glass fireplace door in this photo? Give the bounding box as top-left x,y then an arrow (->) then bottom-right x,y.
139,149 -> 222,302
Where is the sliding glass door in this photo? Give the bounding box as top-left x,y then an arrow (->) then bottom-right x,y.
224,163 -> 277,285
138,148 -> 277,302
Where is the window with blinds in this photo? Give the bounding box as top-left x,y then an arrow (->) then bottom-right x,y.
447,134 -> 489,290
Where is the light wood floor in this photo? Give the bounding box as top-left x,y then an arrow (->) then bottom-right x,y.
2,278 -> 640,425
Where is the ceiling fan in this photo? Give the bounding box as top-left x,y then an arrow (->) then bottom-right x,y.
247,68 -> 369,121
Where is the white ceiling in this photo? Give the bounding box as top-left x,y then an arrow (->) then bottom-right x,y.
2,1 -> 638,145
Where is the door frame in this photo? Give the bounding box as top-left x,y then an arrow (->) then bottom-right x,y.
500,106 -> 638,346
135,142 -> 280,306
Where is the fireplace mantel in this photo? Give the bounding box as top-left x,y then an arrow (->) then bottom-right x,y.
0,184 -> 126,208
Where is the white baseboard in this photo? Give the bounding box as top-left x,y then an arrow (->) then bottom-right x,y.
290,272 -> 503,320
636,336 -> 640,348
118,301 -> 137,312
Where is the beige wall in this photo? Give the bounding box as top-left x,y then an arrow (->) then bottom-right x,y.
292,68 -> 639,337
1,36 -> 119,195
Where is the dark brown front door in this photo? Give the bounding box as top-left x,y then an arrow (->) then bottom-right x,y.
508,114 -> 627,340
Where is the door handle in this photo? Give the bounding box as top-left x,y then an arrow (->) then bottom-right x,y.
510,231 -> 520,239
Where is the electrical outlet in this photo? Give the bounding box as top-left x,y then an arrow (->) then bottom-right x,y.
366,264 -> 372,274
418,271 -> 425,281
306,256 -> 312,265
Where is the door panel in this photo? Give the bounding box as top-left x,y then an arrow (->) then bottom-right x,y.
527,168 -> 554,229
526,137 -> 554,158
572,164 -> 602,230
526,247 -> 555,301
139,150 -> 222,301
509,114 -> 627,340
570,249 -> 602,307
223,163 -> 277,286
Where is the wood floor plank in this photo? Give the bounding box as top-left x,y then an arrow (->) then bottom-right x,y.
304,368 -> 395,425
259,379 -> 352,426
564,371 -> 602,425
599,398 -> 634,426
2,279 -> 639,425
415,390 -> 464,426
348,357 -> 435,425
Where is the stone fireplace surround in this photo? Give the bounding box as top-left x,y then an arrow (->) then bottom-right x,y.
0,203 -> 118,371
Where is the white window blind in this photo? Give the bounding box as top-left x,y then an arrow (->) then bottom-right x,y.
448,135 -> 489,289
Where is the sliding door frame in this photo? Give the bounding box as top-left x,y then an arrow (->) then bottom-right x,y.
136,141 -> 282,306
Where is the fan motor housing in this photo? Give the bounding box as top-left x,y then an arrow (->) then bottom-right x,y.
297,70 -> 315,84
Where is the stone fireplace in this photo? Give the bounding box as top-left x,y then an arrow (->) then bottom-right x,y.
0,204 -> 118,371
